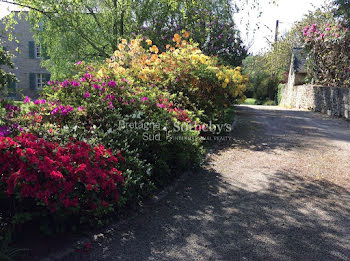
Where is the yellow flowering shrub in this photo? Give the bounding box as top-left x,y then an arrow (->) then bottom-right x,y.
96,33 -> 248,121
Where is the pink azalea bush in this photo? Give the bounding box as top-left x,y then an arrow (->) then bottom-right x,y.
303,23 -> 350,87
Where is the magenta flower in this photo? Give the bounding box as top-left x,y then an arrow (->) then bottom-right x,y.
51,107 -> 59,115
62,80 -> 70,87
34,99 -> 46,105
157,103 -> 167,108
0,126 -> 11,137
84,73 -> 93,80
24,96 -> 31,103
108,81 -> 117,87
84,92 -> 91,99
71,81 -> 80,87
108,101 -> 114,109
141,97 -> 148,102
93,84 -> 101,90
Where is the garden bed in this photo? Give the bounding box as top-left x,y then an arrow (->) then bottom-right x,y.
0,33 -> 247,260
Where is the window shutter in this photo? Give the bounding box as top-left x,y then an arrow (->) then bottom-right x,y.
29,41 -> 35,59
8,80 -> 16,96
45,73 -> 51,83
29,73 -> 36,89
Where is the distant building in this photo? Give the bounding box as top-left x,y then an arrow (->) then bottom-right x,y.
0,11 -> 50,99
288,47 -> 307,86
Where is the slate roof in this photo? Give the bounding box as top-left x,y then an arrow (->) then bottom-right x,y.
293,47 -> 307,73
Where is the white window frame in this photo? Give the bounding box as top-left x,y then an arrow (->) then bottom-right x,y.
35,43 -> 41,58
36,73 -> 44,89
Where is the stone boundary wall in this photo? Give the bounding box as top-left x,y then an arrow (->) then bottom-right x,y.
280,84 -> 350,119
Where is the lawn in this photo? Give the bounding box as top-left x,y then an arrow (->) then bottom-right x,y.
243,98 -> 258,105
243,98 -> 276,106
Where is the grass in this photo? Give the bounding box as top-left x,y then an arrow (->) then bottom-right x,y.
243,98 -> 257,105
243,98 -> 276,106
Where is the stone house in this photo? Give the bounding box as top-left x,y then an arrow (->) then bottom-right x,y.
0,11 -> 50,99
288,47 -> 307,87
280,47 -> 350,119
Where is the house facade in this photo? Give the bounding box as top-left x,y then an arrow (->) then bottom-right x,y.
0,11 -> 50,99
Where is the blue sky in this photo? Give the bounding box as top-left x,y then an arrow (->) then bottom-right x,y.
0,0 -> 329,54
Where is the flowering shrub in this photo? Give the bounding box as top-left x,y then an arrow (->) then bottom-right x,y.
0,99 -> 24,138
97,32 -> 248,121
2,34 -> 245,238
0,133 -> 124,225
303,23 -> 350,87
8,46 -> 204,202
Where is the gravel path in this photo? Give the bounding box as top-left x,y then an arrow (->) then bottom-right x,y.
70,105 -> 350,261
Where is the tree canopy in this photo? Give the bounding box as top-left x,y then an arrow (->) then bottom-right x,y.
334,0 -> 350,24
0,41 -> 16,95
0,0 -> 255,79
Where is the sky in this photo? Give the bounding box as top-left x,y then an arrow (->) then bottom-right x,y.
0,0 -> 329,54
234,0 -> 330,54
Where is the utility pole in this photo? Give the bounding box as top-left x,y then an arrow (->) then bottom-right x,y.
275,20 -> 279,42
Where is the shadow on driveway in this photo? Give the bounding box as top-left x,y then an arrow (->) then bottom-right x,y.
33,105 -> 350,261
70,167 -> 350,261
210,105 -> 350,154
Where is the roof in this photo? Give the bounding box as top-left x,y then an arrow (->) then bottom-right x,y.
293,47 -> 307,73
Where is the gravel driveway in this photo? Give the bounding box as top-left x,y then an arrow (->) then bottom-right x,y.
69,105 -> 350,261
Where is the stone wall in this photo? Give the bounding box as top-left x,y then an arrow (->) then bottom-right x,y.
280,84 -> 350,119
280,46 -> 350,120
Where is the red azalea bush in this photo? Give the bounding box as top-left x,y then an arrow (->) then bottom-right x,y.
0,133 -> 124,224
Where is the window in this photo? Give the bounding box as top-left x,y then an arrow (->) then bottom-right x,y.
36,73 -> 44,89
30,73 -> 50,90
35,43 -> 41,58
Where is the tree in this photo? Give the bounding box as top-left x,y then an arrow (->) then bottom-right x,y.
334,0 -> 350,25
1,0 -> 253,79
0,41 -> 16,96
242,4 -> 336,101
2,0 -> 135,79
136,0 -> 248,66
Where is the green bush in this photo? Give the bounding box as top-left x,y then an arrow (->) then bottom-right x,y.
1,35 -> 248,238
242,56 -> 281,102
277,84 -> 284,105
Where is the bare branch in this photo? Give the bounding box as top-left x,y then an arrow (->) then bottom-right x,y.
0,0 -> 51,18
